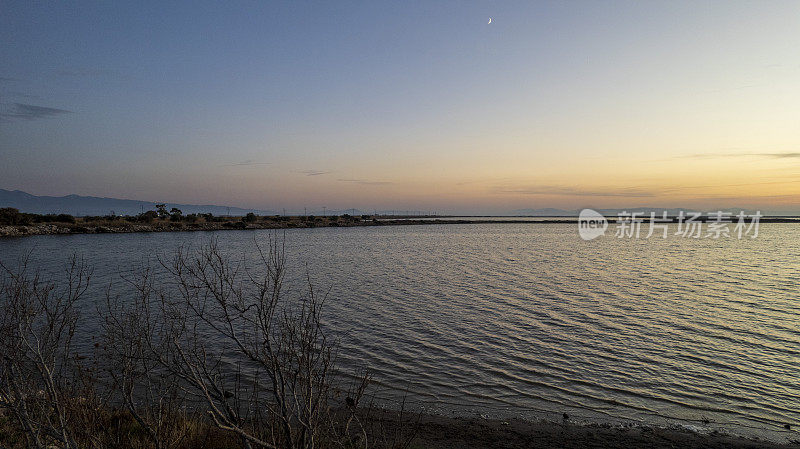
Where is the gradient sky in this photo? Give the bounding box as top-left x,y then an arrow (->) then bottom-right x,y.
1,1 -> 799,214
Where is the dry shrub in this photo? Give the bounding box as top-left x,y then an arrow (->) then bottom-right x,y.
0,235 -> 416,449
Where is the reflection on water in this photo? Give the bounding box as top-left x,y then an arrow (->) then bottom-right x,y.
1,223 -> 798,441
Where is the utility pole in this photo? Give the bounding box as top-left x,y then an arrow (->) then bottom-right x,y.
304,207 -> 307,216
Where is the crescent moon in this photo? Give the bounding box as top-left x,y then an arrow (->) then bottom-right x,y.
488,18 -> 492,24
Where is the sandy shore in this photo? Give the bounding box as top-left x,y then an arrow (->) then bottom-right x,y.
398,412 -> 796,449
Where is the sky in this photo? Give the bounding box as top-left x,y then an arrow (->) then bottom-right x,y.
1,1 -> 799,214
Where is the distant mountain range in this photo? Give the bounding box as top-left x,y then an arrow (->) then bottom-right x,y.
0,189 -> 785,218
0,189 -> 437,217
0,189 -> 276,217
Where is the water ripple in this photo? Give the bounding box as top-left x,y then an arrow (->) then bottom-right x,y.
1,223 -> 798,441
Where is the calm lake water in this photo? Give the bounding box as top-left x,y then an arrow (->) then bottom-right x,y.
1,223 -> 798,441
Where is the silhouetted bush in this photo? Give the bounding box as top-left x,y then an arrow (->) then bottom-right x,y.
56,214 -> 76,223
0,208 -> 26,225
11,213 -> 77,224
138,210 -> 158,223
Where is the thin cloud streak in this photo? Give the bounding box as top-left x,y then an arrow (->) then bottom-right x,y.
300,170 -> 332,176
659,179 -> 800,193
493,185 -> 656,198
223,160 -> 272,167
337,178 -> 393,186
0,103 -> 72,121
682,152 -> 800,160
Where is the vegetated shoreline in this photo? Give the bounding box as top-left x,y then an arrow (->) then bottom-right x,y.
0,217 -> 496,237
2,216 -> 799,238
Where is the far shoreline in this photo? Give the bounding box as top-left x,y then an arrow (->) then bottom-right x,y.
2,215 -> 799,238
